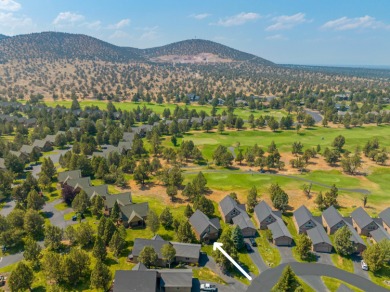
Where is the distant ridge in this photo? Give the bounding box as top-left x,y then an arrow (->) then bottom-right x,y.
0,34 -> 9,41
0,31 -> 274,66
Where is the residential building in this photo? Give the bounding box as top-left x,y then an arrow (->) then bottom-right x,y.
268,216 -> 293,246
293,205 -> 317,234
345,222 -> 366,254
64,177 -> 91,192
83,185 -> 109,200
232,212 -> 256,237
189,210 -> 220,243
379,207 -> 390,232
119,202 -> 149,228
58,170 -> 82,186
322,206 -> 346,235
103,192 -> 132,215
307,226 -> 333,253
351,207 -> 378,236
32,139 -> 53,151
113,270 -> 158,292
254,200 -> 278,229
218,195 -> 246,223
370,225 -> 390,243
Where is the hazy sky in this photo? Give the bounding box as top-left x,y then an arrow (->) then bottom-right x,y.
1,0 -> 390,66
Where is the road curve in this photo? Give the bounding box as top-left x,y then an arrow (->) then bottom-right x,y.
183,169 -> 371,195
247,262 -> 389,292
305,109 -> 323,123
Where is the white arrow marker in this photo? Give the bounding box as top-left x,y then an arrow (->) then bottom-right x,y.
213,242 -> 252,281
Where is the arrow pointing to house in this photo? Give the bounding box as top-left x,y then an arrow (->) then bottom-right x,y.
213,242 -> 252,281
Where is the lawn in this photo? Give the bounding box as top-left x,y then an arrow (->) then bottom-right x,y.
193,267 -> 227,285
330,253 -> 354,273
368,264 -> 390,289
43,100 -> 287,120
322,276 -> 363,292
255,230 -> 281,267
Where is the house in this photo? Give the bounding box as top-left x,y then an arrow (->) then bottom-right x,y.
118,141 -> 133,153
322,206 -> 346,235
268,216 -> 293,246
58,170 -> 82,185
345,222 -> 366,254
32,139 -> 53,152
379,207 -> 390,232
351,207 -> 378,236
254,200 -> 278,229
64,177 -> 91,192
307,226 -> 333,253
113,269 -> 193,292
131,236 -> 201,266
103,192 -> 132,215
189,210 -> 220,243
19,145 -> 38,156
9,150 -> 28,161
0,158 -> 6,170
218,195 -> 246,223
232,212 -> 256,237
83,185 -> 109,200
293,205 -> 317,234
370,225 -> 390,243
119,202 -> 149,228
113,270 -> 158,292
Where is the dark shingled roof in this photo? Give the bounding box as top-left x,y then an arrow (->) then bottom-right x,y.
294,205 -> 315,228
113,270 -> 157,292
83,185 -> 109,199
171,242 -> 201,260
160,269 -> 193,288
120,202 -> 149,223
345,222 -> 366,247
322,205 -> 344,229
370,225 -> 390,242
379,207 -> 390,228
232,212 -> 256,231
219,195 -> 245,217
307,226 -> 332,246
65,177 -> 91,190
132,238 -> 168,258
189,210 -> 220,236
351,207 -> 375,229
268,216 -> 292,240
104,192 -> 132,209
19,145 -> 35,154
132,262 -> 147,271
254,200 -> 274,223
58,170 -> 81,183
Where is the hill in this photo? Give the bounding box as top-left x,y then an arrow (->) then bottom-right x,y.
0,34 -> 9,41
0,32 -> 144,63
0,32 -> 273,65
142,39 -> 274,65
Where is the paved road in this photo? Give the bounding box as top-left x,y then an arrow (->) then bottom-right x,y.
184,169 -> 371,195
0,242 -> 44,268
41,199 -> 78,229
305,109 -> 323,124
244,239 -> 269,273
31,146 -> 71,179
0,200 -> 16,217
247,262 -> 389,292
300,275 -> 328,292
351,254 -> 370,280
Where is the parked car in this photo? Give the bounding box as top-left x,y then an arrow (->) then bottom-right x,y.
249,238 -> 257,247
361,260 -> 368,271
245,242 -> 253,252
200,283 -> 217,291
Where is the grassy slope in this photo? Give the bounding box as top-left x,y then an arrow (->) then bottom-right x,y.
322,276 -> 363,292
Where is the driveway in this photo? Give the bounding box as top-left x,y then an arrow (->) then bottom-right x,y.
0,199 -> 16,217
41,199 -> 78,229
244,239 -> 269,273
0,242 -> 44,268
276,246 -> 296,264
247,262 -> 389,292
305,109 -> 323,123
314,252 -> 333,266
351,254 -> 370,280
195,280 -> 242,292
31,146 -> 71,178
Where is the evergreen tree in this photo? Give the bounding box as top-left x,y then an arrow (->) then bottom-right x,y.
213,227 -> 238,271
160,207 -> 174,229
111,201 -> 120,221
296,234 -> 312,260
93,236 -> 107,261
44,225 -> 63,251
314,191 -> 325,210
362,243 -> 385,272
24,209 -> 44,239
247,186 -> 258,213
72,190 -> 91,214
146,210 -> 160,235
91,195 -> 104,218
138,246 -> 158,268
42,252 -> 63,283
90,260 -> 112,290
161,243 -> 176,268
8,261 -> 33,291
177,220 -> 195,243
192,171 -> 207,195
41,157 -> 56,179
184,204 -> 194,218
102,218 -> 116,245
97,216 -> 107,238
193,195 -> 215,217
272,265 -> 301,292
334,226 -> 354,256
76,222 -> 94,247
231,225 -> 244,250
26,189 -> 45,211
109,230 -> 126,258
23,237 -> 42,267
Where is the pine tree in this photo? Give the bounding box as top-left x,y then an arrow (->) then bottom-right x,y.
72,190 -> 90,214
97,216 -> 107,238
193,171 -> 207,195
296,234 -> 312,260
91,195 -> 104,218
247,186 -> 258,213
177,220 -> 195,243
161,243 -> 176,268
231,225 -> 244,250
23,237 -> 42,267
111,201 -> 120,221
184,204 -> 194,218
315,191 -> 325,210
26,189 -> 45,211
93,236 -> 107,261
8,261 -> 34,291
138,246 -> 158,268
102,218 -> 116,245
146,210 -> 160,235
272,265 -> 301,292
160,207 -> 174,229
362,243 -> 385,272
334,226 -> 354,256
193,195 -> 215,217
109,231 -> 126,258
90,260 -> 112,290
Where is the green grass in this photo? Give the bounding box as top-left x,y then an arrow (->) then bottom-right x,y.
297,276 -> 316,292
193,267 -> 227,285
43,100 -> 287,120
368,264 -> 390,289
322,276 -> 363,292
255,230 -> 281,267
54,202 -> 69,211
330,253 -> 354,273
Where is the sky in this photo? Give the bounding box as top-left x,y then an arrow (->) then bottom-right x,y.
1,0 -> 390,66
